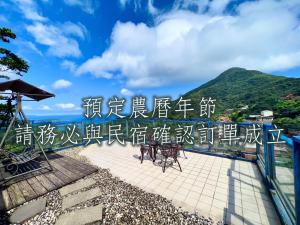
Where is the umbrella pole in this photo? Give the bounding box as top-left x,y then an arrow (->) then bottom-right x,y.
0,93 -> 20,149
17,94 -> 53,171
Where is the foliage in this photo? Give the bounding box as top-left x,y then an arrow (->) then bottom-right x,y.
167,68 -> 300,127
0,27 -> 29,132
0,27 -> 29,79
0,28 -> 16,42
183,67 -> 300,114
273,97 -> 300,119
230,111 -> 249,122
273,116 -> 300,131
273,97 -> 300,131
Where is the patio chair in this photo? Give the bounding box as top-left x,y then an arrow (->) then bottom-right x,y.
176,142 -> 187,159
140,144 -> 154,163
3,147 -> 40,175
160,143 -> 182,173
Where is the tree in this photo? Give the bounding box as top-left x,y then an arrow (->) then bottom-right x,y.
0,28 -> 29,129
0,27 -> 29,79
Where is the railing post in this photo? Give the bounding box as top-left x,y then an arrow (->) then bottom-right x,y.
81,121 -> 84,145
256,142 -> 260,161
263,124 -> 276,183
263,124 -> 271,178
125,119 -> 129,139
268,135 -> 276,180
208,121 -> 212,151
293,136 -> 300,225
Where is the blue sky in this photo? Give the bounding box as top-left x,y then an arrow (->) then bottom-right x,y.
1,0 -> 300,116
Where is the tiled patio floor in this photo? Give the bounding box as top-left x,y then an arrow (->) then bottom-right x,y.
80,143 -> 281,225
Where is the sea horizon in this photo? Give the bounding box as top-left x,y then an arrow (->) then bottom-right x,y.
28,114 -> 118,124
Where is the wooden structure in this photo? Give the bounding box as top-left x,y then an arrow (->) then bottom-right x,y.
0,79 -> 55,183
0,152 -> 97,210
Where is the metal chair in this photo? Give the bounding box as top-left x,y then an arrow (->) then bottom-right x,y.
160,143 -> 182,173
176,142 -> 187,159
140,144 -> 153,163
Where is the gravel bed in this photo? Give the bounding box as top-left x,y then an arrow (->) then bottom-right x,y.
0,147 -> 223,225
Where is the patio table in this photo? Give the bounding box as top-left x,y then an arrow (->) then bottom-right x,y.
148,140 -> 160,162
140,144 -> 152,163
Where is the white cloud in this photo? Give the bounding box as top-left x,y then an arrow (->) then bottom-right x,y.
78,0 -> 300,88
120,88 -> 134,96
147,0 -> 158,15
119,0 -> 140,10
15,40 -> 43,55
61,21 -> 88,39
14,1 -> 86,58
25,41 -> 43,55
173,0 -> 209,13
15,0 -> 87,57
119,0 -> 158,14
75,56 -> 113,78
15,0 -> 47,21
0,67 -> 21,80
64,0 -> 98,14
40,105 -> 52,110
56,103 -> 76,109
26,22 -> 84,57
52,79 -> 72,89
209,0 -> 231,15
23,105 -> 32,110
61,60 -> 77,73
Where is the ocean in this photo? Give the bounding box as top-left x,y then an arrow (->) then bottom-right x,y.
28,114 -> 118,124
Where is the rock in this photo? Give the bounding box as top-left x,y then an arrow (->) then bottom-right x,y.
59,178 -> 96,196
55,205 -> 103,225
62,187 -> 101,210
9,198 -> 46,224
8,153 -> 221,225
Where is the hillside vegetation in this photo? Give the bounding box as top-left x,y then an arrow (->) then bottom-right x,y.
169,67 -> 300,131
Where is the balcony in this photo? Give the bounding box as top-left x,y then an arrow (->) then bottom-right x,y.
0,120 -> 299,225
79,142 -> 281,225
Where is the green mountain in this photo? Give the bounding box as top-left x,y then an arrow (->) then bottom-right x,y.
170,67 -> 300,130
183,67 -> 300,113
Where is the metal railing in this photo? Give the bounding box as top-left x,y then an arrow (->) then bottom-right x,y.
3,118 -> 299,225
257,124 -> 299,225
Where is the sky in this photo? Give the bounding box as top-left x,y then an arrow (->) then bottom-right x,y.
1,0 -> 300,116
